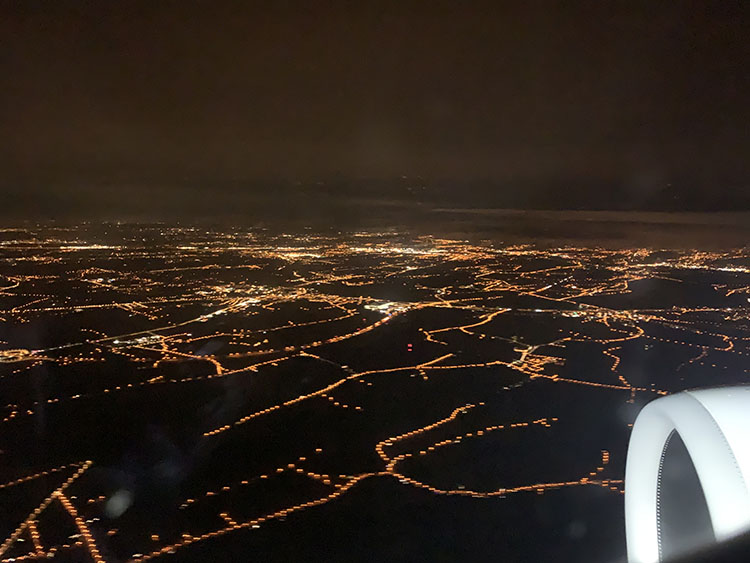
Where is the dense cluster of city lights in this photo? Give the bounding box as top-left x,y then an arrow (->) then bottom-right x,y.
1,225 -> 749,561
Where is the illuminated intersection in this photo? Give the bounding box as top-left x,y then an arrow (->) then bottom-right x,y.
1,224 -> 749,562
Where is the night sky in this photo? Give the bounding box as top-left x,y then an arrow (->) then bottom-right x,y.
2,1 -> 749,218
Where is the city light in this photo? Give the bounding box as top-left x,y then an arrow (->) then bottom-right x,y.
1,225 -> 749,562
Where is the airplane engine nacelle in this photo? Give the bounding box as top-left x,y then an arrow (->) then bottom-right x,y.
625,387 -> 750,562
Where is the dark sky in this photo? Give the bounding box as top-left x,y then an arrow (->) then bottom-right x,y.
2,1 -> 749,217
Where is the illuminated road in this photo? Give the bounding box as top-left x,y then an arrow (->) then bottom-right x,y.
0,224 -> 749,561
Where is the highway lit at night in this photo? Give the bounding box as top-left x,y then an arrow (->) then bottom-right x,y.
1,224 -> 749,562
